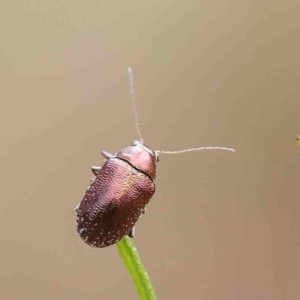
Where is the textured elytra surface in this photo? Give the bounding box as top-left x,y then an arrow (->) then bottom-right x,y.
76,158 -> 155,248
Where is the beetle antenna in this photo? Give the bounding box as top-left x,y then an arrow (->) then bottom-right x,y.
157,146 -> 235,155
127,67 -> 143,142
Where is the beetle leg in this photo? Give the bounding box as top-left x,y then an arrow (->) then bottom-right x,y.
91,166 -> 102,176
141,207 -> 146,214
75,203 -> 80,212
101,151 -> 114,159
128,226 -> 135,238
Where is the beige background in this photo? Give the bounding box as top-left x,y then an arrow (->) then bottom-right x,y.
1,1 -> 299,299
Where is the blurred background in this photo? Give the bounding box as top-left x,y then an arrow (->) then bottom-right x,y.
0,1 -> 299,299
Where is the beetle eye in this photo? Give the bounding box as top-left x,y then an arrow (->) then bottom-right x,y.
131,140 -> 140,146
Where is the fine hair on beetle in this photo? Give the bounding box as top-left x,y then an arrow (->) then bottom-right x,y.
75,68 -> 235,248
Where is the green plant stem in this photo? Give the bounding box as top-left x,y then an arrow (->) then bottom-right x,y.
117,236 -> 158,300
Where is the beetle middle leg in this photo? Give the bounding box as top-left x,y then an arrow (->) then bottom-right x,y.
91,166 -> 102,176
90,166 -> 102,183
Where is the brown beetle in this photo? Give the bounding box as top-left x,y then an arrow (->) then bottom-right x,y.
76,68 -> 235,248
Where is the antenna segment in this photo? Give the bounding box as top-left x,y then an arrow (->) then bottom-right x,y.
127,67 -> 143,142
157,146 -> 235,155
126,67 -> 235,156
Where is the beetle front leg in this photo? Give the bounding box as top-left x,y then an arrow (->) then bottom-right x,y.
101,151 -> 114,159
128,226 -> 135,238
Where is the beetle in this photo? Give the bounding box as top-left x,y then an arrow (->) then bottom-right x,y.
76,68 -> 235,248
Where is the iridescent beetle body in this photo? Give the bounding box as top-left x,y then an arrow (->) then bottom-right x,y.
76,68 -> 235,248
76,141 -> 158,248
